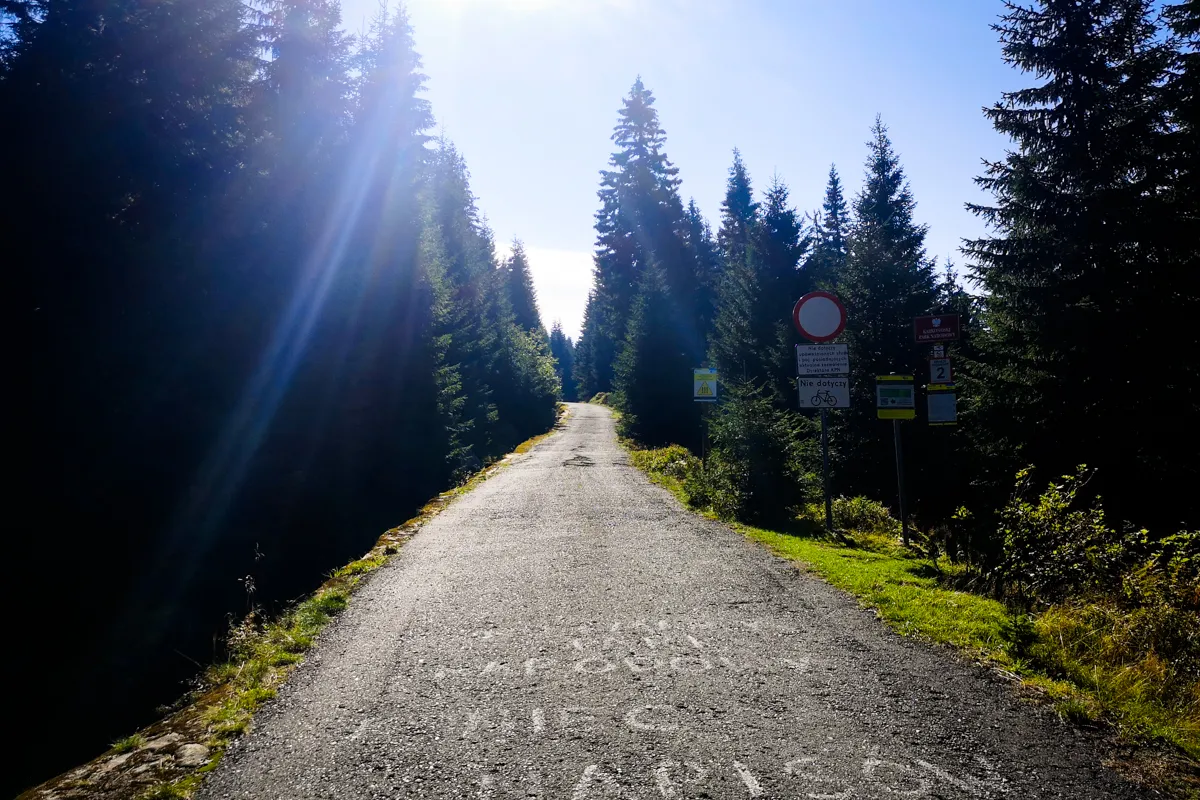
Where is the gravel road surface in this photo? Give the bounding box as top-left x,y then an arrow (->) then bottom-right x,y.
200,402 -> 1143,799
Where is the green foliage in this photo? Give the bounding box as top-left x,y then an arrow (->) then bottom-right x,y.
964,0 -> 1197,531
503,240 -> 542,334
613,264 -> 698,446
683,386 -> 815,522
993,466 -> 1141,603
549,322 -> 579,402
829,495 -> 900,537
577,77 -> 706,401
110,735 -> 145,755
1030,598 -> 1200,757
709,160 -> 807,406
833,116 -> 938,504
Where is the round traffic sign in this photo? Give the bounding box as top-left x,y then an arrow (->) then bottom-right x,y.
792,291 -> 846,342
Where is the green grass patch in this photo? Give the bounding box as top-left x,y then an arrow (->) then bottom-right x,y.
110,734 -> 145,754
742,524 -> 1015,661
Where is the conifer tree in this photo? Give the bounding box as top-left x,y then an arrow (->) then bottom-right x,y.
573,294 -> 601,399
717,150 -> 759,270
835,116 -> 936,501
504,240 -> 543,334
614,264 -> 696,445
683,198 -> 721,334
579,78 -> 703,396
710,161 -> 807,404
549,322 -> 579,402
964,0 -> 1187,525
805,165 -> 850,290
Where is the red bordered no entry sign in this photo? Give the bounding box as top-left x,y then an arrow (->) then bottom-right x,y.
792,291 -> 847,343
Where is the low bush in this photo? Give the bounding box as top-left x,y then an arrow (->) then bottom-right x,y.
683,386 -> 816,523
992,466 -> 1146,604
628,444 -> 697,482
829,495 -> 900,537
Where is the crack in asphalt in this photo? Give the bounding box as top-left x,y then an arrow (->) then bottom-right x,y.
199,402 -> 1142,799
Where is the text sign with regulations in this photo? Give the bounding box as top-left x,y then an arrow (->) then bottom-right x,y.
799,377 -> 850,409
914,314 -> 960,343
693,368 -> 718,402
796,343 -> 850,376
876,375 -> 916,420
928,383 -> 957,426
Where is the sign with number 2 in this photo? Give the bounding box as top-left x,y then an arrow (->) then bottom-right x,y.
929,358 -> 951,383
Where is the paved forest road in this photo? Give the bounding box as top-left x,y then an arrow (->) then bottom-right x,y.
201,403 -> 1142,799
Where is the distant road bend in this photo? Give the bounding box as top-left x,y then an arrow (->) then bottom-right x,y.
201,402 -> 1141,799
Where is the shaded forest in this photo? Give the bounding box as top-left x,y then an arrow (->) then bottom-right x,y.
5,0 -> 558,793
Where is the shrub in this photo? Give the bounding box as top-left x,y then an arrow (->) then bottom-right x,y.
629,445 -> 699,484
829,495 -> 901,536
992,465 -> 1144,604
683,385 -> 815,523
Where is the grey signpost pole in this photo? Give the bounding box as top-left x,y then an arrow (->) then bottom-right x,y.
893,418 -> 908,546
821,408 -> 832,531
792,291 -> 848,536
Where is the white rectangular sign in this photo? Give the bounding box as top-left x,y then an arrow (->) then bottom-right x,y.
799,377 -> 850,409
929,357 -> 952,384
796,343 -> 849,376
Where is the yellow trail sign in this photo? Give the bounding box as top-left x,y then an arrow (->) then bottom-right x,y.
693,368 -> 718,402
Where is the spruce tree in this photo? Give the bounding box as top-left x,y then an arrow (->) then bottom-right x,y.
836,116 -> 936,502
579,78 -> 703,396
717,150 -> 758,270
504,240 -> 543,334
965,0 -> 1188,527
549,322 -> 579,401
684,198 -> 721,345
710,161 -> 808,404
805,165 -> 850,290
614,264 -> 696,446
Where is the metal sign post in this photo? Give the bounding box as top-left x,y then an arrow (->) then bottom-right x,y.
693,367 -> 717,464
892,419 -> 908,546
821,408 -> 832,531
876,374 -> 915,545
793,293 -> 849,533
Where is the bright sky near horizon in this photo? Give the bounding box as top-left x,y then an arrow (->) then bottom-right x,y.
339,0 -> 1023,340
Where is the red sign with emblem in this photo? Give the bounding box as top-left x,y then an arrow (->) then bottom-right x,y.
913,314 -> 960,343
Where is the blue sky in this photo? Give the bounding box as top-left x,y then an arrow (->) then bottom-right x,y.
340,0 -> 1025,339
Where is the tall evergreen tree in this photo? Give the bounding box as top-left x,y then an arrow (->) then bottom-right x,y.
835,116 -> 937,502
684,197 -> 721,345
964,0 -> 1189,528
710,161 -> 808,404
549,322 -> 579,402
504,240 -> 543,333
804,165 -> 850,290
614,264 -> 696,446
578,78 -> 703,396
717,149 -> 758,271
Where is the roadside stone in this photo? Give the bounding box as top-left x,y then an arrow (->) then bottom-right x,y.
143,733 -> 182,751
176,744 -> 211,767
95,753 -> 131,776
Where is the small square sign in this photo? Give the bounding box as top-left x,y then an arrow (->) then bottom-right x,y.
799,377 -> 850,409
929,357 -> 952,384
876,375 -> 916,420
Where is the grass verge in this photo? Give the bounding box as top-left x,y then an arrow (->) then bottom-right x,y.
625,439 -> 1199,798
21,406 -> 569,800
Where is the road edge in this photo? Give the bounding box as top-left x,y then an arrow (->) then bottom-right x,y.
18,405 -> 571,800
